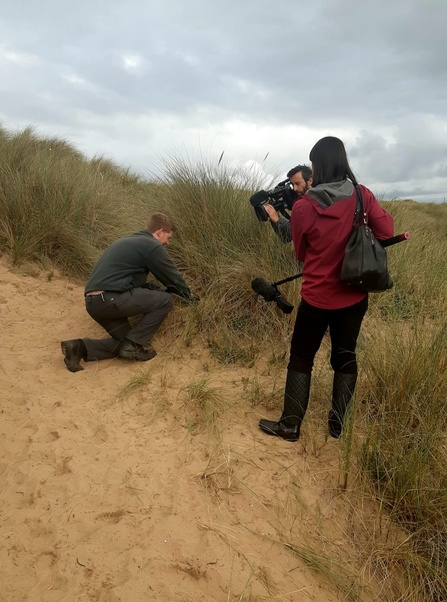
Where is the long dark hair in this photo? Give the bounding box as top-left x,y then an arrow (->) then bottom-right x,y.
309,136 -> 357,186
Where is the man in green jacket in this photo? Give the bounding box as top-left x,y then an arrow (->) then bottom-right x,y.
61,213 -> 198,372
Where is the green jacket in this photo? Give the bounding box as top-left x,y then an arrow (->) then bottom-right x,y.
85,230 -> 191,298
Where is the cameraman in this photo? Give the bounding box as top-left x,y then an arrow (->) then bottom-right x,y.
265,165 -> 313,243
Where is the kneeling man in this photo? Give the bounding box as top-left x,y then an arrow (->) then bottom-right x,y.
61,212 -> 198,372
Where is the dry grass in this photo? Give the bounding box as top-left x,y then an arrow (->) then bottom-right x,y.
2,123 -> 447,600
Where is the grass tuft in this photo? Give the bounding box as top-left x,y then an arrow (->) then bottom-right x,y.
3,123 -> 447,599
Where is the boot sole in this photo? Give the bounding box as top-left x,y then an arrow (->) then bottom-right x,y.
61,341 -> 84,372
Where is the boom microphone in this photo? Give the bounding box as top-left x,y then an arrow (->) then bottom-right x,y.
251,277 -> 278,301
251,277 -> 294,314
270,232 -> 410,288
251,232 -> 409,316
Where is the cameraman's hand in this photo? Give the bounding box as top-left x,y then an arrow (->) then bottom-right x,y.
264,204 -> 280,223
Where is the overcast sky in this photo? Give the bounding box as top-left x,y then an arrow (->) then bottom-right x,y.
1,0 -> 447,201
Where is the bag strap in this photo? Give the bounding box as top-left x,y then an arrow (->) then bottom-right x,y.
353,184 -> 367,226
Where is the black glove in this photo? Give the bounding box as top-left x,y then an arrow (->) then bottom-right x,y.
165,285 -> 200,303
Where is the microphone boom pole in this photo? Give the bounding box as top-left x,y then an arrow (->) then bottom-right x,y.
272,232 -> 410,287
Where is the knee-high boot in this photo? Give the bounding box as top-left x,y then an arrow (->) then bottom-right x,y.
259,370 -> 311,442
328,372 -> 357,438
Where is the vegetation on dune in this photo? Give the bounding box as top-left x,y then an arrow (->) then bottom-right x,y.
2,123 -> 447,600
0,124 -> 148,275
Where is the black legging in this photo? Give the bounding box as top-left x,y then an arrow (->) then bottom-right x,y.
288,296 -> 368,374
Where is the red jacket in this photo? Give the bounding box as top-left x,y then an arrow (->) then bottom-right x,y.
291,183 -> 394,309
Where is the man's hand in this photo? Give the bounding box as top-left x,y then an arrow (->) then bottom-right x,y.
177,292 -> 200,304
165,285 -> 200,303
264,204 -> 280,223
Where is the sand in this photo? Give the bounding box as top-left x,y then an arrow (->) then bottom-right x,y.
0,256 -> 378,601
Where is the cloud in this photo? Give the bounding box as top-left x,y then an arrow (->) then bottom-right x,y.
0,44 -> 40,66
350,116 -> 447,184
61,73 -> 86,85
0,0 -> 446,201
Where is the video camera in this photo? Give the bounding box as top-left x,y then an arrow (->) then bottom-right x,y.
249,179 -> 295,222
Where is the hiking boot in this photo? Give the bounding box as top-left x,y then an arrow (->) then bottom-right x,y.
259,419 -> 300,442
118,339 -> 157,362
61,339 -> 87,373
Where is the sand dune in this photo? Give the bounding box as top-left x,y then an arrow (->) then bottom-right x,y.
1,257 -> 379,601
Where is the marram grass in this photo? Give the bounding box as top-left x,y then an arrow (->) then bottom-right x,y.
2,124 -> 447,600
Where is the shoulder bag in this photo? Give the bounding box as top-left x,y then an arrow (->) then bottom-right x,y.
340,185 -> 393,293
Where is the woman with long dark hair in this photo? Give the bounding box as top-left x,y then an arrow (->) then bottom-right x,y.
259,136 -> 394,442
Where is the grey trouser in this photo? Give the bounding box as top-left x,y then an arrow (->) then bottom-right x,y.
83,288 -> 173,361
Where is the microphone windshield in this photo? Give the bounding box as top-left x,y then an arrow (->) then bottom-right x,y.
251,277 -> 277,301
249,190 -> 269,207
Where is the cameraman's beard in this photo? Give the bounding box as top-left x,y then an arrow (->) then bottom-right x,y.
295,184 -> 311,198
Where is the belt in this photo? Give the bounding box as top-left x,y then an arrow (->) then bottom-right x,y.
85,291 -> 107,302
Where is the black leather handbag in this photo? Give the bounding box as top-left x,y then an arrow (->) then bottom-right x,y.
340,185 -> 393,293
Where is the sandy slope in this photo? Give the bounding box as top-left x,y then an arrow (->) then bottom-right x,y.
0,257 -> 378,602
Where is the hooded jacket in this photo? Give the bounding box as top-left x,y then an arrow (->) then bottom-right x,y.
291,181 -> 394,309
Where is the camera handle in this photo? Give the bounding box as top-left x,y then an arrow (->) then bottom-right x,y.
278,207 -> 291,220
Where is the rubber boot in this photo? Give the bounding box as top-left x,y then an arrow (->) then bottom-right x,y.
328,372 -> 357,438
61,339 -> 87,373
259,370 -> 311,442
